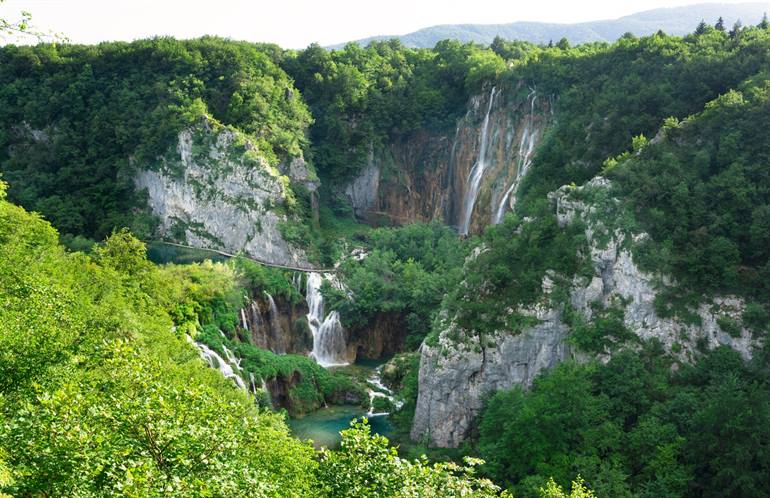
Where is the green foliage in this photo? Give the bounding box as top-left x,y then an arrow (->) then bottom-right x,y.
540,476 -> 597,498
283,40 -> 504,182
0,37 -> 311,240
743,303 -> 770,335
512,26 -> 770,217
478,346 -> 770,497
315,421 -> 508,497
328,222 -> 468,347
384,353 -> 421,434
446,211 -> 586,335
610,76 -> 770,302
0,183 -> 317,496
235,256 -> 303,304
566,306 -> 637,353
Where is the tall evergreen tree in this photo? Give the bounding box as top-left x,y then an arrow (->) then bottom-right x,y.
715,16 -> 726,31
730,20 -> 743,39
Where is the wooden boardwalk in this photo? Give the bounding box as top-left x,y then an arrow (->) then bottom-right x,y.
148,241 -> 337,273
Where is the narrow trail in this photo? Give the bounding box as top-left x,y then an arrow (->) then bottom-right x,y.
147,240 -> 337,273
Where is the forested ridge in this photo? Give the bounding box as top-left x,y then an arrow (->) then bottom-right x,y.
2,13 -> 770,498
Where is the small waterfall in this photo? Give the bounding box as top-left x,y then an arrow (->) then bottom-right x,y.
248,301 -> 264,345
187,336 -> 247,390
366,366 -> 403,417
240,308 -> 248,331
459,85 -> 498,236
265,292 -> 286,354
494,88 -> 539,224
306,273 -> 349,367
249,372 -> 257,394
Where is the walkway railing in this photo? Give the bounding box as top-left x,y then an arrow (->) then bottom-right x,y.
147,240 -> 337,273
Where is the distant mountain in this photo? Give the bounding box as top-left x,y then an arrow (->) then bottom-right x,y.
329,2 -> 769,49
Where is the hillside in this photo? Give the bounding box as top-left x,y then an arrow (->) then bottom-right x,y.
330,2 -> 769,48
2,12 -> 770,498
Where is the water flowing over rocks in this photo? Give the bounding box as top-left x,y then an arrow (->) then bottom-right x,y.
135,119 -> 309,267
411,177 -> 758,448
306,273 -> 355,367
342,82 -> 553,234
239,292 -> 313,355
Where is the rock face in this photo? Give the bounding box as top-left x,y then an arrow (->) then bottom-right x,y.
348,312 -> 409,360
410,307 -> 570,447
135,118 -> 310,267
343,83 -> 553,233
238,293 -> 312,355
556,178 -> 755,362
410,177 -> 758,448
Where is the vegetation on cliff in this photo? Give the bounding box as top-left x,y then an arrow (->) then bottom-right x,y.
0,37 -> 311,241
0,180 -> 507,496
477,344 -> 770,498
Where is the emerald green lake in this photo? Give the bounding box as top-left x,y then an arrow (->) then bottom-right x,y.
288,405 -> 393,449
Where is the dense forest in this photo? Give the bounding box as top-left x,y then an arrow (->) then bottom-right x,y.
2,9 -> 770,498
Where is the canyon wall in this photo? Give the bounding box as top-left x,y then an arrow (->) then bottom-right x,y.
135,118 -> 315,267
343,82 -> 553,234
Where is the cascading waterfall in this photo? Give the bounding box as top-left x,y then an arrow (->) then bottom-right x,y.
249,301 -> 263,338
459,85 -> 498,236
366,366 -> 403,417
187,336 -> 247,390
306,272 -> 349,367
494,88 -> 539,224
265,292 -> 286,354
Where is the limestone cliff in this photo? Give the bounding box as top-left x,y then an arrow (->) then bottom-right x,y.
135,118 -> 314,267
343,82 -> 553,234
410,177 -> 757,448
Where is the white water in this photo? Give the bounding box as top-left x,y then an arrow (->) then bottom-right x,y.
250,301 -> 263,332
306,273 -> 349,367
187,336 -> 247,390
240,308 -> 248,331
459,86 -> 498,236
366,366 -> 403,417
494,89 -> 539,224
264,292 -> 286,354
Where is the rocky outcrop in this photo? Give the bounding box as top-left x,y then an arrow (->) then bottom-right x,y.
342,83 -> 553,233
135,118 -> 310,267
556,178 -> 755,361
411,307 -> 570,447
410,177 -> 758,448
349,312 -> 410,360
238,294 -> 313,355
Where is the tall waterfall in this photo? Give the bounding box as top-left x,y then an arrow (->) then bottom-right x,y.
306,273 -> 349,367
494,88 -> 539,224
459,86 -> 498,236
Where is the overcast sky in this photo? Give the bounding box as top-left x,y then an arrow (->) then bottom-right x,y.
0,0 -> 761,48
